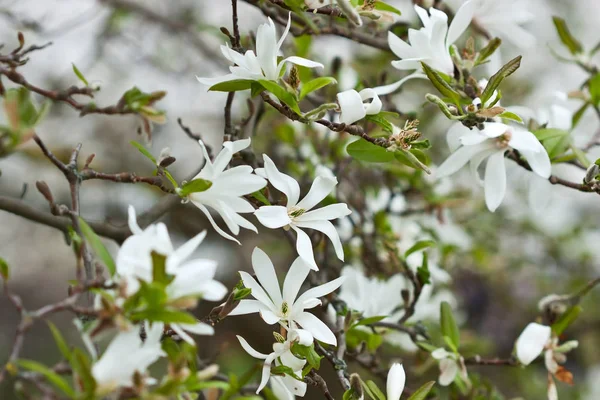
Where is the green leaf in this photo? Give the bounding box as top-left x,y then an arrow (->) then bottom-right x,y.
0,257 -> 9,280
407,381 -> 436,400
130,140 -> 156,163
251,190 -> 271,205
130,309 -> 198,324
71,348 -> 96,396
416,341 -> 438,353
17,359 -> 76,398
552,16 -> 583,55
589,73 -> 600,106
373,1 -> 401,15
72,63 -> 89,86
233,287 -> 252,301
552,305 -> 582,335
363,380 -> 386,400
78,217 -> 116,276
346,139 -> 394,163
394,149 -> 431,174
421,62 -> 461,104
299,77 -> 337,100
47,322 -> 72,362
440,301 -> 460,349
572,103 -> 589,129
533,128 -> 569,141
480,56 -> 522,104
208,79 -> 253,92
353,315 -> 386,327
475,37 -> 502,66
570,144 -> 590,168
187,380 -> 230,391
365,113 -> 394,133
291,343 -> 323,370
417,252 -> 431,286
270,365 -> 302,380
498,111 -> 523,123
404,240 -> 435,258
258,79 -> 302,114
178,178 -> 213,197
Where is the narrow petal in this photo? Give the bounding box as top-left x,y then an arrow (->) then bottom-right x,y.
167,231 -> 207,271
260,309 -> 282,325
386,363 -> 406,400
280,56 -> 324,71
282,257 -> 311,304
291,226 -> 318,271
170,324 -> 197,346
436,143 -> 488,179
270,376 -> 295,400
255,205 -> 292,229
180,322 -> 215,335
447,123 -> 471,152
482,122 -> 509,138
388,31 -> 415,60
296,203 -> 352,222
263,154 -> 301,206
294,276 -> 345,311
446,0 -> 476,46
509,128 -> 544,153
289,328 -> 314,346
459,132 -> 488,146
372,73 -> 427,96
228,299 -> 265,316
252,247 -> 283,307
296,176 -> 338,211
127,205 -> 143,235
521,149 -> 551,179
239,271 -> 278,312
196,74 -> 239,88
484,150 -> 507,212
257,353 -> 277,393
191,201 -> 240,244
294,312 -> 337,345
276,13 -> 292,52
237,335 -> 269,359
515,323 -> 551,366
295,220 -> 345,261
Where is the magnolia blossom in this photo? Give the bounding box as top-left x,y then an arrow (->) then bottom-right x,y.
92,323 -> 165,395
515,322 -> 552,365
237,331 -> 311,395
375,2 -> 476,95
336,88 -> 382,125
431,348 -> 469,386
197,15 -> 322,87
254,155 -> 352,270
229,247 -> 344,345
386,363 -> 406,400
117,206 -> 227,344
437,122 -> 551,212
187,138 -> 267,243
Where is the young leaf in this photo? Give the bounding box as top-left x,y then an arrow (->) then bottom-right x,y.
130,309 -> 198,324
480,56 -> 521,104
78,217 -> 116,276
572,103 -> 589,129
365,113 -> 394,133
72,63 -> 89,86
552,305 -> 582,335
17,359 -> 76,398
373,2 -> 402,15
552,16 -> 583,55
421,62 -> 461,104
258,79 -> 302,114
299,77 -> 337,100
130,140 -> 157,163
347,139 -> 394,163
475,37 -> 502,66
363,380 -> 386,400
417,252 -> 431,286
0,257 -> 9,280
407,381 -> 436,400
353,315 -> 386,328
589,73 -> 600,106
208,79 -> 253,92
405,240 -> 435,258
498,111 -> 523,124
440,301 -> 460,349
394,149 -> 431,174
179,178 -> 213,197
47,322 -> 72,362
71,348 -> 97,396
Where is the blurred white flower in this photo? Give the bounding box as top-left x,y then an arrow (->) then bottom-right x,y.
431,348 -> 468,386
229,247 -> 344,345
515,322 -> 551,366
117,206 -> 227,344
188,138 -> 267,243
375,1 -> 476,94
237,331 -> 310,395
437,122 -> 551,211
92,322 -> 165,395
386,363 -> 406,400
197,15 -> 322,87
254,155 -> 352,270
337,88 -> 382,125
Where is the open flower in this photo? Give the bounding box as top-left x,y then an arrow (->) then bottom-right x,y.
117,206 -> 227,344
187,138 -> 267,243
92,322 -> 165,395
254,155 -> 351,270
336,88 -> 382,125
431,348 -> 469,387
386,363 -> 406,400
237,331 -> 310,395
437,122 -> 551,212
229,247 -> 344,345
197,14 -> 323,88
375,2 -> 476,95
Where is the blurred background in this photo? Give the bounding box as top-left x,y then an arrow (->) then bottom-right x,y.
1,0 -> 600,398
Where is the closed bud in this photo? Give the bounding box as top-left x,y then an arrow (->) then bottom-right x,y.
584,164 -> 599,184
349,373 -> 364,400
287,66 -> 300,90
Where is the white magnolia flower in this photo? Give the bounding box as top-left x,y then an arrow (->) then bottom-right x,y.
431,348 -> 469,386
337,88 -> 382,125
197,15 -> 323,87
187,138 -> 267,243
437,122 -> 551,212
117,206 -> 227,344
237,331 -> 310,395
254,155 -> 352,270
92,322 -> 165,395
229,247 -> 344,345
515,322 -> 552,366
375,2 -> 476,95
386,363 -> 406,400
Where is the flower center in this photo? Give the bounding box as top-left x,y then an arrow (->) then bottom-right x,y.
495,131 -> 512,149
288,207 -> 306,220
281,301 -> 289,317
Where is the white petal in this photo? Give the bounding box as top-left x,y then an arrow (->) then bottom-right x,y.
270,376 -> 295,400
179,322 -> 214,336
438,358 -> 458,386
484,150 -> 507,212
446,0 -> 475,46
296,203 -> 352,222
359,88 -> 382,116
260,309 -> 282,325
295,220 -> 345,261
239,271 -> 278,311
252,247 -> 283,307
291,226 -> 318,271
372,73 -> 427,95
254,205 -> 292,229
127,205 -> 143,235
521,149 -> 552,179
482,122 -> 510,138
228,299 -> 266,316
515,323 -> 551,366
294,312 -> 337,345
294,276 -> 345,312
256,18 -> 278,80
282,257 -> 311,304
191,201 -> 240,244
196,74 -> 240,88
436,143 -> 488,178
237,335 -> 269,359
337,89 -> 366,125
276,13 -> 292,52
167,231 -> 206,271
279,56 -> 324,71
509,128 -> 544,153
170,323 -> 197,346
447,123 -> 471,152
459,132 -> 488,146
432,348 -> 452,360
263,155 -> 301,206
257,353 -> 277,393
289,328 -> 314,346
296,176 -> 338,211
388,31 -> 415,60
386,363 -> 406,400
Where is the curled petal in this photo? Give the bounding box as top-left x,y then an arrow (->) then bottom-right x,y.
337,89 -> 366,125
